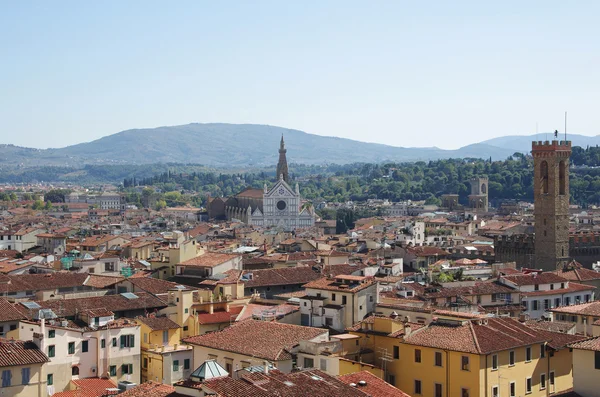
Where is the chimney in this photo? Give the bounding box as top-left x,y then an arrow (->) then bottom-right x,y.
263,361 -> 269,375
209,303 -> 214,315
226,303 -> 230,313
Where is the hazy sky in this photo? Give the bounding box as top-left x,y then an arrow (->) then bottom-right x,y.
1,1 -> 599,150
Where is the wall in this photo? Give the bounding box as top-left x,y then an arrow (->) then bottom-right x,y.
0,363 -> 45,397
572,348 -> 599,397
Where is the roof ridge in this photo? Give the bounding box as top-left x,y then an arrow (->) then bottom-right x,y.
467,321 -> 483,354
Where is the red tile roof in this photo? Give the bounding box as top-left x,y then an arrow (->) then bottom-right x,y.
117,381 -> 179,397
501,272 -> 568,286
183,319 -> 327,361
0,298 -> 26,322
196,306 -> 244,325
568,336 -> 600,352
70,377 -> 118,397
338,371 -> 411,396
554,261 -> 600,281
551,301 -> 600,316
404,317 -> 547,354
0,338 -> 48,367
136,316 -> 181,331
242,267 -> 321,288
179,253 -> 240,268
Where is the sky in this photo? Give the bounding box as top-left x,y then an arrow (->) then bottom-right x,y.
1,1 -> 599,150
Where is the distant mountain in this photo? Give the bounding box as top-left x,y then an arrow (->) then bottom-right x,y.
1,123 -> 596,168
481,133 -> 600,153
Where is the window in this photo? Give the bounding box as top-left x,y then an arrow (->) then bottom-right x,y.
462,388 -> 469,397
184,359 -> 190,370
393,346 -> 399,359
526,377 -> 532,394
491,294 -> 497,302
532,300 -> 539,310
540,344 -> 545,358
112,338 -> 117,347
183,326 -> 188,331
492,354 -> 498,370
550,283 -> 554,290
565,297 -> 571,306
550,372 -> 555,390
48,329 -> 55,338
510,381 -> 516,397
82,340 -> 88,353
109,366 -> 117,377
492,386 -> 498,397
555,298 -> 561,307
173,360 -> 179,371
320,358 -> 327,371
415,349 -> 422,363
595,351 -> 600,369
120,334 -> 135,348
461,355 -> 470,371
359,305 -> 363,311
342,296 -> 347,305
414,379 -> 422,395
122,364 -> 133,374
143,358 -> 148,369
544,299 -> 550,310
72,366 -> 79,376
1,370 -> 10,387
561,282 -> 565,289
303,357 -> 314,368
68,342 -> 75,354
526,346 -> 532,362
332,293 -> 336,301
435,351 -> 443,367
101,339 -> 106,348
509,350 -> 515,366
104,262 -> 115,272
435,383 -> 442,397
48,345 -> 55,358
21,368 -> 30,385
47,373 -> 53,386
325,317 -> 333,327
540,373 -> 546,390
369,295 -> 374,302
185,308 -> 189,314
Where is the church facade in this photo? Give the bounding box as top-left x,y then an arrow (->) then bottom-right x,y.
207,136 -> 315,231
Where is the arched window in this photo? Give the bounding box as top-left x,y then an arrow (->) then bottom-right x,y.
559,160 -> 566,195
540,161 -> 549,194
72,366 -> 79,376
481,183 -> 487,194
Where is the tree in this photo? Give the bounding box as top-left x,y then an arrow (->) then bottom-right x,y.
154,200 -> 167,211
32,200 -> 44,210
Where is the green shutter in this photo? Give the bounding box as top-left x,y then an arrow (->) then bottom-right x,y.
120,335 -> 126,348
130,335 -> 134,348
173,360 -> 179,371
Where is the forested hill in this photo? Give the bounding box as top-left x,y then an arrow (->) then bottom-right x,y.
123,146 -> 600,209
3,123 -> 600,167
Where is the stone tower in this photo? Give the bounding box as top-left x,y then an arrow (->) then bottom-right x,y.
532,139 -> 571,271
276,135 -> 289,183
469,176 -> 488,212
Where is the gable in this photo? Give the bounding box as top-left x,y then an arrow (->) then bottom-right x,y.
265,179 -> 295,198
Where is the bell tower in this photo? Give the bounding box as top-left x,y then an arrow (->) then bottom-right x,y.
532,137 -> 571,271
276,135 -> 289,183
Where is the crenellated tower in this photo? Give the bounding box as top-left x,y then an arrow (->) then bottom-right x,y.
532,139 -> 571,271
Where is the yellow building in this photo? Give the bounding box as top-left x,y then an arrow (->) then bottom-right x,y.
136,316 -> 193,385
348,315 -> 581,397
0,338 -> 49,397
569,336 -> 600,397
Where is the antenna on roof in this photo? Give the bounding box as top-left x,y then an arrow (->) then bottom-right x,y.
564,111 -> 568,141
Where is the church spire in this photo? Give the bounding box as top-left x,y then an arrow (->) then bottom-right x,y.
276,134 -> 289,183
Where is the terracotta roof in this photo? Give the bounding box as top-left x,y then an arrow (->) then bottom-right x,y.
242,267 -> 321,288
524,320 -> 576,334
84,274 -> 124,289
196,306 -> 244,325
338,371 -> 411,397
554,261 -> 600,281
404,317 -> 547,354
183,319 -> 327,361
70,377 -> 118,397
551,301 -> 600,316
407,246 -> 450,257
199,368 -> 366,397
31,292 -> 167,318
0,338 -> 48,367
128,277 -> 181,294
303,276 -> 375,293
501,272 -> 568,286
568,336 -> 600,352
136,316 -> 181,331
179,253 -> 240,268
117,381 -> 180,397
0,298 -> 26,322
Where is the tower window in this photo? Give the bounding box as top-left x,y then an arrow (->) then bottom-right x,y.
540,161 -> 549,194
559,160 -> 566,195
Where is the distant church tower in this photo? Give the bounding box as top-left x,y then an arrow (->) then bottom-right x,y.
469,176 -> 488,212
276,135 -> 289,183
532,137 -> 571,271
